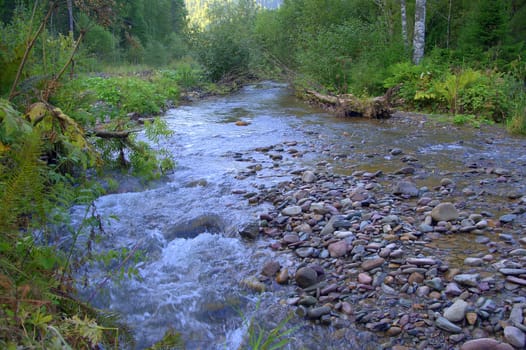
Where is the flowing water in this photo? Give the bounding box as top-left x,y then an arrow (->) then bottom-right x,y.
72,82 -> 526,349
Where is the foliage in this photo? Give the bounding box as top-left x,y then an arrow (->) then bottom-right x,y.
146,329 -> 184,350
189,0 -> 259,81
51,72 -> 180,123
241,304 -> 297,350
0,99 -> 134,349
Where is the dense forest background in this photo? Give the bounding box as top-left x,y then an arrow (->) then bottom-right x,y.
0,0 -> 525,349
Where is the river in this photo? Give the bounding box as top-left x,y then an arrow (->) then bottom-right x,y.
72,81 -> 526,349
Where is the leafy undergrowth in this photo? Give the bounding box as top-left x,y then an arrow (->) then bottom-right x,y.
0,101 -> 138,349
383,59 -> 526,134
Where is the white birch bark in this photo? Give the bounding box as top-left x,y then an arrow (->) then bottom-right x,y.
401,0 -> 408,50
412,0 -> 426,64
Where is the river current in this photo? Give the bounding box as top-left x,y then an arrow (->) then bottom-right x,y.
71,81 -> 525,349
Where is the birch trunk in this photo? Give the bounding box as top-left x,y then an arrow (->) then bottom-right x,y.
401,0 -> 408,50
412,0 -> 426,64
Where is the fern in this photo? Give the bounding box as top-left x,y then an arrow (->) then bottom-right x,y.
0,129 -> 45,233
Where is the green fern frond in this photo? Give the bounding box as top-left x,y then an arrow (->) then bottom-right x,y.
0,129 -> 45,233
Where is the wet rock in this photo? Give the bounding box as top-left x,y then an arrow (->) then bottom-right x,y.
241,276 -> 265,293
408,272 -> 425,284
431,202 -> 459,222
358,273 -> 372,285
276,268 -> 289,284
328,240 -> 349,257
390,148 -> 403,156
282,205 -> 302,216
361,258 -> 385,271
349,188 -> 370,202
320,215 -> 340,235
506,276 -> 526,286
295,247 -> 315,258
445,282 -> 463,296
464,257 -> 484,266
295,267 -> 319,288
441,178 -> 455,187
503,326 -> 526,348
499,214 -> 517,224
299,296 -> 318,306
436,316 -> 462,333
460,338 -> 514,350
406,258 -> 437,266
444,299 -> 469,322
341,301 -> 353,315
283,233 -> 300,244
386,326 -> 402,336
499,268 -> 526,276
239,222 -> 259,240
395,166 -> 416,175
425,277 -> 444,291
302,170 -> 317,183
393,181 -> 419,197
509,304 -> 524,326
454,274 -> 480,287
307,306 -> 331,319
261,261 -> 281,277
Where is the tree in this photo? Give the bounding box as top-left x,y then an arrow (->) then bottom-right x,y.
400,0 -> 408,50
412,0 -> 426,64
67,0 -> 74,35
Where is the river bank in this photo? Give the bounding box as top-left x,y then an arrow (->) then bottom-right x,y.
73,81 -> 526,349
229,108 -> 526,349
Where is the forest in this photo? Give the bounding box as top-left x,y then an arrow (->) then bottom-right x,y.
0,0 -> 525,349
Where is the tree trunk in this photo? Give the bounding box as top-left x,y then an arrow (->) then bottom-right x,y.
412,0 -> 426,65
66,0 -> 74,36
446,0 -> 452,49
401,0 -> 408,50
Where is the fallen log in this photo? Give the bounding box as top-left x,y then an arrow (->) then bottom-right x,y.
305,89 -> 392,119
90,129 -> 140,139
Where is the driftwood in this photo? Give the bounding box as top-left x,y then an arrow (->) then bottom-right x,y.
91,129 -> 140,139
305,89 -> 392,119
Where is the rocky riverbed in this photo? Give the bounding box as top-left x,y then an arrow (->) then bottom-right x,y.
232,114 -> 526,349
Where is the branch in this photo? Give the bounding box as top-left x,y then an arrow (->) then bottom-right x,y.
8,1 -> 56,101
87,128 -> 142,139
42,29 -> 87,101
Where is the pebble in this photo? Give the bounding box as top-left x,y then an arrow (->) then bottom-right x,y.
276,268 -> 289,284
361,258 -> 385,271
436,316 -> 463,333
295,267 -> 318,288
393,180 -> 419,197
282,205 -> 302,216
444,299 -> 469,322
302,170 -> 317,183
499,214 -> 517,224
464,257 -> 484,266
454,273 -> 480,287
460,338 -> 514,350
406,258 -> 437,266
357,272 -> 372,285
503,326 -> 526,348
445,282 -> 463,296
328,240 -> 349,258
241,160 -> 526,348
431,202 -> 459,222
306,306 -> 331,319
